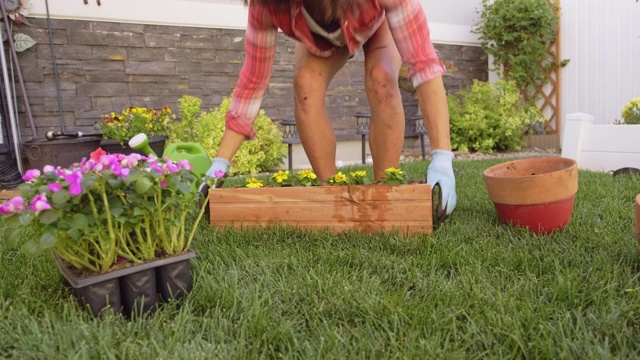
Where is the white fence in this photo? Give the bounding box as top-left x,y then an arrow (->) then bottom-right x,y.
560,0 -> 640,129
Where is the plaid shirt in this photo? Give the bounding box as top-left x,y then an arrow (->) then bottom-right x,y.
226,0 -> 444,138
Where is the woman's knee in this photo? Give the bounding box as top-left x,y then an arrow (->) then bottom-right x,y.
293,66 -> 325,98
365,64 -> 400,99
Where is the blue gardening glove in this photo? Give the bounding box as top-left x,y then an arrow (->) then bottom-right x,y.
199,157 -> 230,192
426,150 -> 457,220
206,157 -> 231,182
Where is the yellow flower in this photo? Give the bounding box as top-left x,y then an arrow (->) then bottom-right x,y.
385,167 -> 403,176
297,170 -> 317,180
246,178 -> 264,188
350,170 -> 366,178
329,172 -> 348,184
272,170 -> 289,183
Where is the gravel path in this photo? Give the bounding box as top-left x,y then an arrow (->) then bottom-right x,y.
401,147 -> 561,162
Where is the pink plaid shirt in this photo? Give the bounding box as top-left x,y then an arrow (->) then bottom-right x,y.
226,0 -> 444,138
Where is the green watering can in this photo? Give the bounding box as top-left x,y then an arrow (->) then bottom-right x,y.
129,134 -> 212,179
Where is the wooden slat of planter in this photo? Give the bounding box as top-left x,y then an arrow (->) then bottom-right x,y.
209,184 -> 433,235
0,189 -> 20,204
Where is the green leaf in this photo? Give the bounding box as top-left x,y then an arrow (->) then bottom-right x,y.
67,228 -> 80,240
110,206 -> 124,217
21,240 -> 45,257
177,182 -> 193,194
13,33 -> 35,52
39,232 -> 57,249
69,213 -> 89,228
38,210 -> 60,225
3,226 -> 23,248
134,177 -> 153,194
52,189 -> 71,205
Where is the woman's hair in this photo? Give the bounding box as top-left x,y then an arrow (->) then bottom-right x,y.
243,0 -> 363,23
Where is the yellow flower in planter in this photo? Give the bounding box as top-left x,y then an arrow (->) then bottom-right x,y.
327,172 -> 348,186
246,178 -> 264,188
271,170 -> 292,187
348,170 -> 368,185
295,170 -> 321,187
621,98 -> 640,125
98,106 -> 175,146
383,167 -> 405,185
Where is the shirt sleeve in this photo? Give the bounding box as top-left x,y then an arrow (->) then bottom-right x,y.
379,0 -> 445,90
225,4 -> 278,139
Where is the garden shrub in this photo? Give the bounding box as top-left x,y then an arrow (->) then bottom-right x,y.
169,95 -> 286,176
447,80 -> 543,153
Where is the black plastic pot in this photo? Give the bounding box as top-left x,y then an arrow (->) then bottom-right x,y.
22,136 -> 102,170
157,259 -> 193,302
53,250 -> 197,318
100,136 -> 167,157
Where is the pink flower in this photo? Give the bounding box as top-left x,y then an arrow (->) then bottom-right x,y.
64,170 -> 83,196
0,196 -> 24,214
43,165 -> 56,173
178,160 -> 192,171
165,161 -> 180,174
30,193 -> 52,215
47,182 -> 63,192
160,180 -> 168,187
119,154 -> 139,168
214,169 -> 225,179
22,169 -> 41,182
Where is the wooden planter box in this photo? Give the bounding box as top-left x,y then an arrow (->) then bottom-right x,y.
209,184 -> 433,235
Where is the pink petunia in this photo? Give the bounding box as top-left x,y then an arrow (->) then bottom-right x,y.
30,193 -> 52,215
177,160 -> 192,171
47,182 -> 63,193
42,165 -> 56,173
22,169 -> 41,182
64,170 -> 83,196
0,196 -> 25,215
214,169 -> 225,179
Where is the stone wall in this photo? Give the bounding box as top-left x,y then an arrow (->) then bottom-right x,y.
5,18 -> 487,145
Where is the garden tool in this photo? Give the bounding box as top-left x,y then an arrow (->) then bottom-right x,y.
432,183 -> 448,223
45,130 -> 103,140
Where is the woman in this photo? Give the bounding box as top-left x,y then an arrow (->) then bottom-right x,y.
207,0 -> 457,218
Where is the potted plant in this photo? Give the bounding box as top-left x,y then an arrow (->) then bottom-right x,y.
98,106 -> 175,156
0,148 -> 208,317
208,168 -> 434,235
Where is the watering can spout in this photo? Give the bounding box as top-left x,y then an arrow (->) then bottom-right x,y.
128,133 -> 157,157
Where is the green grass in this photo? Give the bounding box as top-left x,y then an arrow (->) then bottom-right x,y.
2,158 -> 640,359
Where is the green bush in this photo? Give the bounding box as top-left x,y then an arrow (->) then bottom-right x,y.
168,95 -> 286,176
473,0 -> 564,103
447,80 -> 543,153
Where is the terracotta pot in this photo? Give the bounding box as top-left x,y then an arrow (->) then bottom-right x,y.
635,194 -> 640,246
483,157 -> 578,235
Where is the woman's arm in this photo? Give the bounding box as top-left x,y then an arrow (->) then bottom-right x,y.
216,4 -> 278,161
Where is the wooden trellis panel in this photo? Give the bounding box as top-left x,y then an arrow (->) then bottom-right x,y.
535,0 -> 562,135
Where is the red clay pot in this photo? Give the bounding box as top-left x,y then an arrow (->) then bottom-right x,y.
483,157 -> 578,235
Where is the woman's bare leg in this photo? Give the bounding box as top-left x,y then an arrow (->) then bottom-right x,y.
363,21 -> 404,181
293,43 -> 350,181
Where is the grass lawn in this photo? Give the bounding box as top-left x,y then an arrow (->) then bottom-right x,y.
2,157 -> 640,359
